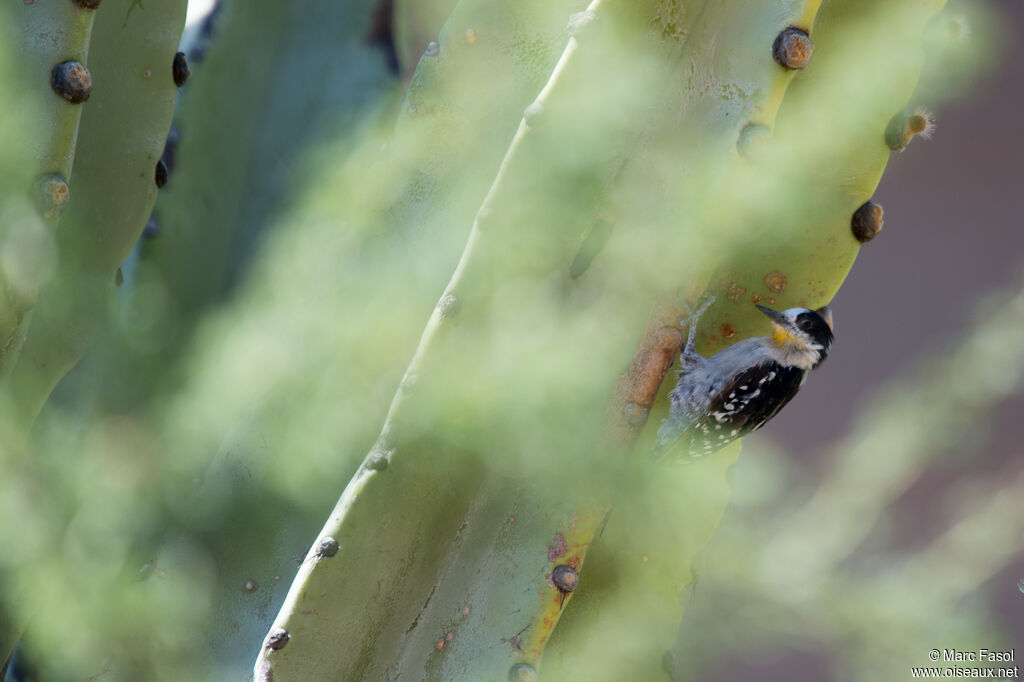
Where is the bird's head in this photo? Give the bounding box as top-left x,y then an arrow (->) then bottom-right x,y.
755,304 -> 834,370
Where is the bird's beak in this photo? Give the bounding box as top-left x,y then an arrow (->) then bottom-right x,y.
755,304 -> 790,328
815,305 -> 834,330
756,304 -> 797,345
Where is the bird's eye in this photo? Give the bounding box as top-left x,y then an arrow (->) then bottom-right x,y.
798,317 -> 816,331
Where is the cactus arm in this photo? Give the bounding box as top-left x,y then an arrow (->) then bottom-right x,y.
387,0 -> 592,285
144,0 -> 396,328
16,1 -> 96,181
1,0 -> 187,432
538,2 -> 830,678
0,1 -> 98,370
686,0 -> 947,356
254,0 -> 699,678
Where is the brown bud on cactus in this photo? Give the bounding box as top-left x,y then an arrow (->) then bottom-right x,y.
51,60 -> 92,103
155,159 -> 168,188
851,201 -> 884,243
551,565 -> 579,593
264,628 -> 290,651
172,51 -> 191,87
772,27 -> 813,70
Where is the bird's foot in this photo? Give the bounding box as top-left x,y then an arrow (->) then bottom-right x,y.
676,292 -> 715,349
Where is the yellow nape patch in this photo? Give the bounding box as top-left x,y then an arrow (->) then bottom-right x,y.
771,325 -> 794,346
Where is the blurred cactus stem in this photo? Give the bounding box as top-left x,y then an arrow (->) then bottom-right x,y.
0,0 -> 187,436
254,0 -> 680,678
1,0 -> 98,375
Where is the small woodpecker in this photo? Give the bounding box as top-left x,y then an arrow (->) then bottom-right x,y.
654,297 -> 834,459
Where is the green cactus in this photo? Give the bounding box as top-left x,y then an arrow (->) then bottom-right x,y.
0,0 -> 185,674
0,0 -> 1002,679
0,0 -> 187,436
0,0 -> 97,375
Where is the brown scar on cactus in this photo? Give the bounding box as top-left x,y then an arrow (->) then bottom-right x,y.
886,108 -> 936,151
547,533 -> 568,562
764,271 -> 787,294
622,401 -> 649,426
72,0 -> 102,7
51,60 -> 92,103
772,27 -> 813,70
34,173 -> 70,220
602,298 -> 689,450
502,624 -> 531,653
851,200 -> 884,243
726,280 -> 747,302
